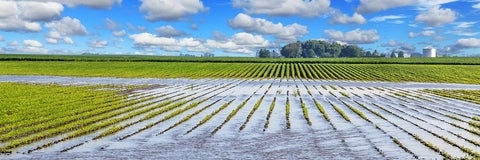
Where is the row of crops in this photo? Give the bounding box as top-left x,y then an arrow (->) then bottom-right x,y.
426,90 -> 480,105
0,83 -> 128,153
1,80 -> 480,159
2,54 -> 480,65
1,61 -> 479,84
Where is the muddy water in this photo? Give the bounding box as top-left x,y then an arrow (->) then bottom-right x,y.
2,75 -> 480,159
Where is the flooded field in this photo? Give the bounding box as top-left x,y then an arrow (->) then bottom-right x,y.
1,76 -> 480,159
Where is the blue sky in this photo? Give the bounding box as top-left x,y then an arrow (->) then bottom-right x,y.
0,0 -> 480,57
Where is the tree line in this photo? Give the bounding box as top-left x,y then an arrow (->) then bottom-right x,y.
258,40 -> 385,58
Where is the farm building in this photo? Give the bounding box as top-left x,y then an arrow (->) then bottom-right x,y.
423,47 -> 436,57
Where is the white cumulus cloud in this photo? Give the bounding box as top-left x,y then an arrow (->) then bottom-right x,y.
415,5 -> 457,27
422,30 -> 436,36
0,17 -> 41,32
0,1 -> 63,32
130,32 -> 270,54
474,3 -> 480,9
13,39 -> 48,53
369,15 -> 407,22
45,38 -> 58,44
30,0 -> 122,9
456,38 -> 480,48
44,17 -> 87,45
357,0 -> 414,13
130,32 -> 177,46
409,30 -> 437,38
206,33 -> 270,55
63,37 -> 74,44
105,18 -> 120,30
45,17 -> 87,36
417,0 -> 459,7
139,0 -> 207,21
324,29 -> 380,44
454,22 -> 476,29
18,1 -> 63,21
0,1 -> 18,18
232,0 -> 330,17
89,39 -> 108,48
410,30 -> 436,38
24,40 -> 43,48
381,40 -> 416,53
231,32 -> 269,46
129,32 -> 209,53
329,10 -> 366,25
112,30 -> 126,37
229,13 -> 308,42
447,22 -> 479,36
156,25 -> 186,37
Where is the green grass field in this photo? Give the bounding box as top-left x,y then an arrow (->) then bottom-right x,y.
1,54 -> 480,64
1,61 -> 479,84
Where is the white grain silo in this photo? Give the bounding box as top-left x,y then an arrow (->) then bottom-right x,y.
423,47 -> 436,58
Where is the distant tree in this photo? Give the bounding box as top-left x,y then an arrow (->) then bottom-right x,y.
372,49 -> 379,56
320,51 -> 332,58
271,50 -> 280,58
280,40 -> 369,58
180,53 -> 196,57
326,42 -> 342,57
202,52 -> 214,57
258,49 -> 271,58
366,51 -> 372,57
398,51 -> 405,58
410,52 -> 423,57
303,49 -> 316,58
281,41 -> 302,58
340,45 -> 363,57
390,51 -> 397,58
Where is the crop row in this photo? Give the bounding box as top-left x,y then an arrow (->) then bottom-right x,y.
425,89 -> 480,105
2,61 -> 480,84
0,80 -> 235,153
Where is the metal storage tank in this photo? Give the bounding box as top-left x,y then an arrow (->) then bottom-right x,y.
423,47 -> 436,58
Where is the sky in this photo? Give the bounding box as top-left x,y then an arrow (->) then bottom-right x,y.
0,0 -> 480,57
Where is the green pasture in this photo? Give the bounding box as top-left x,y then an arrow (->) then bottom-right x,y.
0,61 -> 479,84
1,54 -> 480,65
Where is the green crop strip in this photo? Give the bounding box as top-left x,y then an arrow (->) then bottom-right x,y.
341,101 -> 369,122
263,97 -> 277,131
300,100 -> 312,126
285,91 -> 291,129
340,91 -> 350,98
211,97 -> 250,135
413,134 -> 454,159
186,100 -> 235,134
2,55 -> 480,84
211,82 -> 265,135
314,100 -> 330,122
118,81 -> 238,140
239,94 -> 266,131
331,102 -> 350,122
425,89 -> 480,105
0,83 -> 128,153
